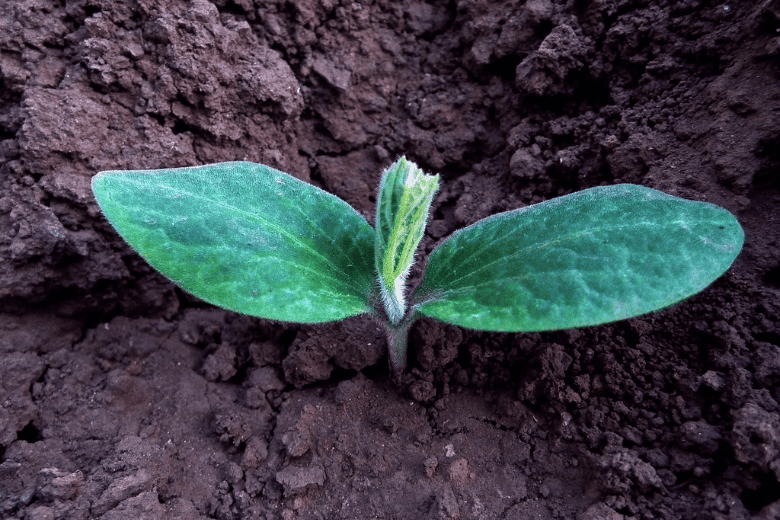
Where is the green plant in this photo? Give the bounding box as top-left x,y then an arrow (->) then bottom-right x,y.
92,157 -> 744,375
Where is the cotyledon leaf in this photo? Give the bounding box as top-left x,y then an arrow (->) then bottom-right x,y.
413,184 -> 744,332
92,162 -> 377,323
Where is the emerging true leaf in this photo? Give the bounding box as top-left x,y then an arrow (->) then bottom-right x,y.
374,157 -> 439,323
92,162 -> 377,323
413,184 -> 744,332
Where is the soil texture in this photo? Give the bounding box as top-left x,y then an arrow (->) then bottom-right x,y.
2,0 -> 780,519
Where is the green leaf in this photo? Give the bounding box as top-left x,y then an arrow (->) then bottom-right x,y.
414,184 -> 744,332
374,157 -> 439,323
92,162 -> 377,323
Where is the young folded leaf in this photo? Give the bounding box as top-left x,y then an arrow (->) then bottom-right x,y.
374,157 -> 439,324
91,162 -> 377,323
412,184 -> 744,332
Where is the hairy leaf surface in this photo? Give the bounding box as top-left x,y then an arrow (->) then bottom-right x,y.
374,157 -> 439,323
414,184 -> 744,331
92,162 -> 376,323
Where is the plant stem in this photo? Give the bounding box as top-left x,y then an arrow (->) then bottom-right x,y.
385,320 -> 412,376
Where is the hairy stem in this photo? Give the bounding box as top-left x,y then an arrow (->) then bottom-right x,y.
385,320 -> 413,375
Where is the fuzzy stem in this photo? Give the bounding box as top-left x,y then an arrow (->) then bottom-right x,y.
385,321 -> 412,375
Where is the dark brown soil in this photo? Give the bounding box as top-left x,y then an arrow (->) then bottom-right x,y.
2,0 -> 780,518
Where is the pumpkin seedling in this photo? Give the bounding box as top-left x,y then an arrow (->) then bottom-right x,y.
92,157 -> 744,375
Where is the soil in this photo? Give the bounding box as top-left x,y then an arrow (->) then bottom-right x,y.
1,0 -> 780,519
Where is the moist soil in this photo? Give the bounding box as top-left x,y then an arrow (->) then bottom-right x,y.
2,1 -> 780,519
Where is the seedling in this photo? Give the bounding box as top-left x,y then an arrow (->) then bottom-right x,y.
92,157 -> 744,375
